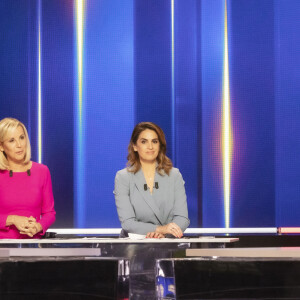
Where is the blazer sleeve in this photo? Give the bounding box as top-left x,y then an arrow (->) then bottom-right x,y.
171,169 -> 190,232
114,170 -> 157,234
37,166 -> 56,235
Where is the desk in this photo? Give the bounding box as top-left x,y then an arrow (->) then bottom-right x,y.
186,246 -> 300,257
0,237 -> 237,245
157,257 -> 300,299
0,237 -> 238,299
0,256 -> 129,300
157,248 -> 300,299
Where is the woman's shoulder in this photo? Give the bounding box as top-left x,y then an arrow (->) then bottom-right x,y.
167,167 -> 185,184
31,161 -> 50,174
115,168 -> 135,186
168,167 -> 181,177
157,167 -> 182,180
115,167 -> 131,179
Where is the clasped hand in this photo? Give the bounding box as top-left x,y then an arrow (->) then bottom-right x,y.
146,222 -> 183,239
155,222 -> 183,238
146,232 -> 165,238
13,216 -> 42,237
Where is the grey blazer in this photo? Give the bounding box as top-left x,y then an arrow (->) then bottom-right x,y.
114,167 -> 190,235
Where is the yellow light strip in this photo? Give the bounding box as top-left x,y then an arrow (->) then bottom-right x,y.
38,1 -> 42,163
76,0 -> 85,126
222,0 -> 233,228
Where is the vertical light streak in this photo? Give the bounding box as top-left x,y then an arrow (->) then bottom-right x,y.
27,3 -> 31,139
38,0 -> 42,163
75,0 -> 85,227
171,0 -> 176,164
222,0 -> 233,228
76,0 -> 84,126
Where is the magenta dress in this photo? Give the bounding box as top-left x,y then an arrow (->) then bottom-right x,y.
0,162 -> 56,239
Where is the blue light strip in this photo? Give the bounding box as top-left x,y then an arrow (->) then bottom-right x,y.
27,3 -> 31,140
74,0 -> 85,227
171,0 -> 176,164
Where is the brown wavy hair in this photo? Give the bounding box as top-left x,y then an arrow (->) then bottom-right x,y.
127,122 -> 173,175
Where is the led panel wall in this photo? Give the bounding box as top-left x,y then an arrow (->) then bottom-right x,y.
1,0 -> 300,229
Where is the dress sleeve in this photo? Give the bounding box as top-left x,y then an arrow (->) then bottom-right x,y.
0,214 -> 10,230
37,166 -> 56,235
171,170 -> 190,232
114,170 -> 157,235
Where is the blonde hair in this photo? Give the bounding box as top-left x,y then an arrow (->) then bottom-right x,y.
0,118 -> 31,170
127,122 -> 172,175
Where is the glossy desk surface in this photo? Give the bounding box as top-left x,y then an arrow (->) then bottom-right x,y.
187,246 -> 300,257
0,237 -> 238,299
0,236 -> 238,245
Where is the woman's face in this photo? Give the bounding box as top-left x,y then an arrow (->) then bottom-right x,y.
133,129 -> 160,164
0,126 -> 27,165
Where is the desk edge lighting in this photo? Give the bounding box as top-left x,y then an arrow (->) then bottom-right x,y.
45,227 -> 278,235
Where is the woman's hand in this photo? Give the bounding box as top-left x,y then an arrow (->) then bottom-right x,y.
20,222 -> 43,237
155,222 -> 183,238
6,215 -> 42,237
6,215 -> 35,232
146,232 -> 165,239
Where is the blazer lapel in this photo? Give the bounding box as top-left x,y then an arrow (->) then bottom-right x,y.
133,169 -> 164,224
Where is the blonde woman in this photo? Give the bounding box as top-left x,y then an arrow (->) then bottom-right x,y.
0,118 -> 55,238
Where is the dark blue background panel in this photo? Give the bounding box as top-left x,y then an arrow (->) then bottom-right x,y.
0,1 -> 32,123
274,0 -> 300,226
82,0 -> 134,227
1,0 -> 300,229
229,0 -> 275,227
174,0 -> 201,227
41,0 -> 74,227
134,0 -> 172,154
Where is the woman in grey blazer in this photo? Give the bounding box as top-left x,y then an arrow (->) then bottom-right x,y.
114,122 -> 190,238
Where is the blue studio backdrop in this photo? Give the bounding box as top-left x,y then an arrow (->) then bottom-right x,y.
0,0 -> 300,229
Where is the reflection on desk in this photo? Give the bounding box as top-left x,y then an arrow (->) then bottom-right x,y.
0,256 -> 129,300
0,237 -> 238,299
157,256 -> 300,299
